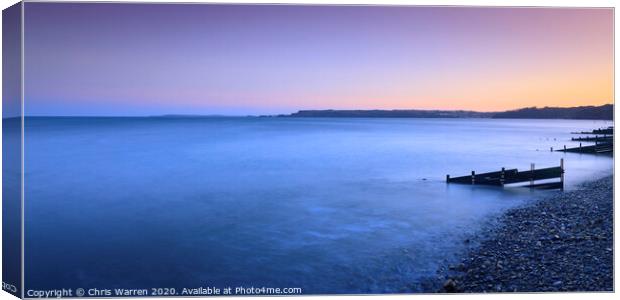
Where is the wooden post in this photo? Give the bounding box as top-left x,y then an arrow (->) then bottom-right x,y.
579,142 -> 582,151
530,163 -> 535,186
446,174 -> 450,182
564,145 -> 566,151
500,167 -> 505,186
471,171 -> 475,185
560,158 -> 564,190
550,146 -> 553,152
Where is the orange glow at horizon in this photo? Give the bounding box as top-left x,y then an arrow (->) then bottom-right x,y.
26,4 -> 614,115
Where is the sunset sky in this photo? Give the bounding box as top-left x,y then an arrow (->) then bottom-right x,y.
23,3 -> 613,116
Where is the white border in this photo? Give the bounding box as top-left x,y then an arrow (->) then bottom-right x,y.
14,0 -> 620,7
0,1 -> 616,300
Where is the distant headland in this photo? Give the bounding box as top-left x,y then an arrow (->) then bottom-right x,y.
274,104 -> 613,120
14,104 -> 612,120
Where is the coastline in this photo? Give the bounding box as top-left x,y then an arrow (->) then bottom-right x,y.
435,175 -> 613,293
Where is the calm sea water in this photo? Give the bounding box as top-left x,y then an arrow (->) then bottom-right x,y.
23,117 -> 613,293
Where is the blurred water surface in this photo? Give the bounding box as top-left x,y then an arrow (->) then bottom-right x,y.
24,117 -> 613,293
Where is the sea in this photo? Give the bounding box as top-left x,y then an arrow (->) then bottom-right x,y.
21,117 -> 613,294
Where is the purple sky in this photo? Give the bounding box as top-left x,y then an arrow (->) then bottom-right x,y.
23,3 -> 613,116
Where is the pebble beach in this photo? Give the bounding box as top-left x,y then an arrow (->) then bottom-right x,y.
438,176 -> 614,293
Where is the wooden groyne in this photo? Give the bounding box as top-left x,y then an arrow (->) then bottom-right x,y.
555,143 -> 613,154
444,126 -> 611,190
570,127 -> 613,135
555,126 -> 613,154
571,136 -> 613,142
446,159 -> 564,190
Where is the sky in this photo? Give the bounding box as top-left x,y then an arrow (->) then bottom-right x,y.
22,3 -> 613,116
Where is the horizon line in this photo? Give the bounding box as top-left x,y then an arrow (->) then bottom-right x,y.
3,103 -> 614,119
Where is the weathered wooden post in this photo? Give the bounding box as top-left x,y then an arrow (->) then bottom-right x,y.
446,174 -> 450,182
550,146 -> 553,152
530,163 -> 535,186
500,167 -> 505,186
471,171 -> 475,185
564,145 -> 566,151
560,158 -> 565,190
579,143 -> 582,151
